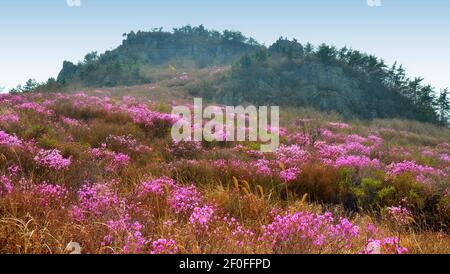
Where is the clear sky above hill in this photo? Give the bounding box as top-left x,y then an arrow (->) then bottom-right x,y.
1,0 -> 449,92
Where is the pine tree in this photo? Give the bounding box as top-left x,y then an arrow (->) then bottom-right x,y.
22,79 -> 38,93
437,88 -> 450,126
407,77 -> 423,105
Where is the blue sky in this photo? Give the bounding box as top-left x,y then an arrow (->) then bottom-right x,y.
0,0 -> 449,92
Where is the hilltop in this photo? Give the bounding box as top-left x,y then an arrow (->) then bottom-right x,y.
57,25 -> 260,87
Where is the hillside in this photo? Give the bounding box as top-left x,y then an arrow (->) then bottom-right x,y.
57,25 -> 260,87
43,26 -> 450,126
190,38 -> 449,125
1,91 -> 450,253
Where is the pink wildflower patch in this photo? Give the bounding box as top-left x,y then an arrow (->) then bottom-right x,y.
279,167 -> 300,182
151,239 -> 178,254
189,205 -> 216,234
0,175 -> 14,195
276,145 -> 309,167
34,149 -> 72,170
385,160 -> 444,182
168,184 -> 202,215
138,177 -> 176,197
254,159 -> 273,177
70,182 -> 119,221
334,155 -> 380,169
32,182 -> 69,207
0,130 -> 23,148
102,214 -> 147,253
62,117 -> 81,126
16,102 -> 53,116
0,113 -> 20,124
260,211 -> 360,253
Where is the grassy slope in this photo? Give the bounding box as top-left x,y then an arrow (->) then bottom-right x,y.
1,68 -> 450,254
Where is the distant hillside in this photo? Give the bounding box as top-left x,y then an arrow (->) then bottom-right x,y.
189,38 -> 449,125
43,26 -> 448,125
57,25 -> 260,87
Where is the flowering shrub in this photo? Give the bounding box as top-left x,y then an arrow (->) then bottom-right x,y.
316,142 -> 345,160
150,239 -> 179,254
34,149 -> 72,170
122,103 -> 176,130
138,181 -> 165,197
61,117 -> 81,126
386,161 -> 436,176
32,182 -> 68,207
137,177 -> 176,198
340,141 -> 372,155
7,165 -> 21,177
0,130 -> 23,148
221,216 -> 256,249
279,167 -> 300,182
90,145 -> 131,172
106,152 -> 130,172
0,113 -> 20,124
276,145 -> 309,167
386,160 -> 445,182
254,159 -> 273,177
71,182 -> 119,221
16,102 -> 53,116
288,133 -> 311,146
189,205 -> 216,234
168,184 -> 202,215
441,154 -> 450,163
260,211 -> 360,253
334,156 -> 380,169
102,214 -> 147,253
0,175 -> 13,195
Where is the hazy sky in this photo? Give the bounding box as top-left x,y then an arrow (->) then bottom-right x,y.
1,0 -> 449,92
